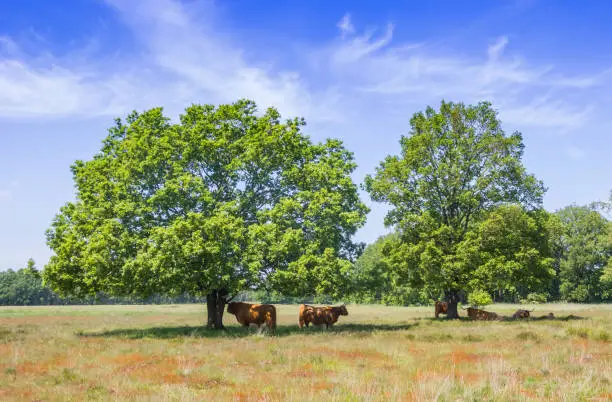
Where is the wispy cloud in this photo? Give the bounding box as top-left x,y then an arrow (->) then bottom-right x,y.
0,0 -> 341,122
336,13 -> 355,39
487,36 -> 509,60
317,15 -> 604,132
0,1 -> 607,136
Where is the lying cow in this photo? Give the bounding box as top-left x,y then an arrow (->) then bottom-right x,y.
434,301 -> 448,318
298,304 -> 348,329
464,307 -> 500,321
512,308 -> 534,319
227,302 -> 276,333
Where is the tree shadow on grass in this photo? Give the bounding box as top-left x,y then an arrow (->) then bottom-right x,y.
523,314 -> 584,321
76,322 -> 418,340
419,315 -> 584,323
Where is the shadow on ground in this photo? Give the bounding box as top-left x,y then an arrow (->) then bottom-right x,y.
77,322 -> 418,339
418,314 -> 584,322
77,314 -> 585,340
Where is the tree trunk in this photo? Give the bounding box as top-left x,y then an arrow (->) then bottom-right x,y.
206,289 -> 227,329
445,289 -> 460,319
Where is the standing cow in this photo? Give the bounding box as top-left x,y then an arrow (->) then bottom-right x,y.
298,304 -> 348,329
227,302 -> 276,334
434,301 -> 448,318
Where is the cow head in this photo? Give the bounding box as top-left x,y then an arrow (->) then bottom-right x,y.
337,304 -> 349,316
227,302 -> 238,314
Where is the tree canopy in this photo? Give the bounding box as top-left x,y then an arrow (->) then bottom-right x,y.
364,100 -> 546,317
554,204 -> 611,302
43,99 -> 368,327
348,233 -> 429,306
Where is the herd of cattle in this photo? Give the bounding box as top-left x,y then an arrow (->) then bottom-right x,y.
226,301 -> 349,333
434,301 -> 555,321
226,300 -> 554,334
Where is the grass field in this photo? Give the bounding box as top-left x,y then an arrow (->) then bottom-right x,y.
0,303 -> 610,401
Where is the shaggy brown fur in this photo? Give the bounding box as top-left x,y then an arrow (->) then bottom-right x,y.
434,301 -> 448,318
466,307 -> 500,321
298,304 -> 349,329
227,302 -> 276,333
512,309 -> 534,319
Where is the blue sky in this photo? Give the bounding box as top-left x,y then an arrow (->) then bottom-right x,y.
1,0 -> 611,271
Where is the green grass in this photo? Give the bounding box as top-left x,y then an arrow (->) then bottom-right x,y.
0,303 -> 610,401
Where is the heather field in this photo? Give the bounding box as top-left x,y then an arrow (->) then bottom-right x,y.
0,303 -> 610,401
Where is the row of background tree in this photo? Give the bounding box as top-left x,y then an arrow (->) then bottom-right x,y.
0,259 -> 337,305
3,196 -> 610,306
349,200 -> 612,305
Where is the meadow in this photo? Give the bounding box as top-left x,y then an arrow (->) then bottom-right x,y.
0,303 -> 610,401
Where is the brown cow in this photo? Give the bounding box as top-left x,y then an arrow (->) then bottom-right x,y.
512,308 -> 534,319
464,307 -> 499,321
434,301 -> 448,318
298,304 -> 348,329
227,302 -> 276,333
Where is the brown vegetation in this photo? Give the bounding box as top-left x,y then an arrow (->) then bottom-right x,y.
0,303 -> 609,401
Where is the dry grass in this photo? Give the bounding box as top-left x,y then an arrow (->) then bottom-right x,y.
0,303 -> 610,401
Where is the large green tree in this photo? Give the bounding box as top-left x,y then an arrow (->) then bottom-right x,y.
554,204 -> 611,302
365,100 -> 545,318
595,191 -> 612,300
457,205 -> 556,302
44,100 -> 368,328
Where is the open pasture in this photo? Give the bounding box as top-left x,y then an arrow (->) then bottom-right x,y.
0,303 -> 610,401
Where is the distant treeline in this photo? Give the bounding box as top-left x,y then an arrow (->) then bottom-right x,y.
346,202 -> 612,305
0,265 -> 204,305
0,262 -> 339,306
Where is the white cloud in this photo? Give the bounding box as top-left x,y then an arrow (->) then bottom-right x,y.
331,22 -> 395,65
0,59 -> 124,118
336,14 -> 355,38
0,0 -> 341,122
318,23 -> 603,132
103,0 -> 344,122
0,1 -> 606,136
498,98 -> 593,131
487,36 -> 508,60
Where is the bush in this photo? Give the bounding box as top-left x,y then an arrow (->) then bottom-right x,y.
467,289 -> 493,307
521,292 -> 548,304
